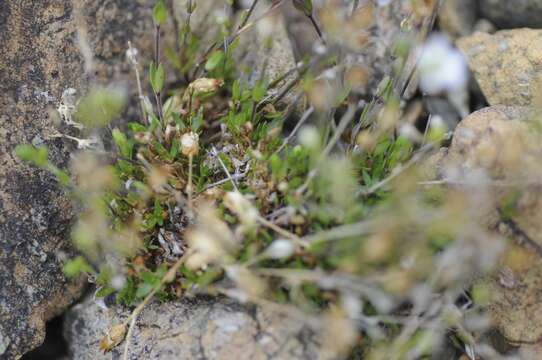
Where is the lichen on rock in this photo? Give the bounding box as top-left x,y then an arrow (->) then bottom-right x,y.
0,0 -> 163,357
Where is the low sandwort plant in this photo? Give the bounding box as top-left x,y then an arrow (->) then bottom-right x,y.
16,1 -> 538,359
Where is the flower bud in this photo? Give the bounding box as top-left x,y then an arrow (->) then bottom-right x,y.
187,78 -> 224,98
264,239 -> 296,259
126,43 -> 139,65
181,131 -> 199,157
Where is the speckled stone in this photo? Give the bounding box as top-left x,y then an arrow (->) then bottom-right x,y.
436,106 -> 542,350
478,0 -> 542,29
457,29 -> 542,106
0,1 -> 163,357
65,295 -> 322,360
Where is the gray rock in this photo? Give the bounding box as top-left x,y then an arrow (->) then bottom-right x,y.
0,1 -> 163,357
438,0 -> 477,37
236,1 -> 299,110
457,29 -> 542,107
431,105 -> 542,353
281,1 -> 320,60
64,295 -> 322,360
478,0 -> 542,29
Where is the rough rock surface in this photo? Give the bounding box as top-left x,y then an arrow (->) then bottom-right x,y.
65,295 -> 321,360
236,1 -> 297,90
0,1 -> 159,358
322,1 -> 411,97
438,0 -> 477,37
445,106 -> 542,247
457,29 -> 542,107
438,106 -> 542,354
488,246 -> 542,345
478,0 -> 542,29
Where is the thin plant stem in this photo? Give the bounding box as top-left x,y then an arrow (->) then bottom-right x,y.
358,143 -> 434,196
296,104 -> 357,195
257,216 -> 308,248
128,41 -> 147,122
274,106 -> 314,154
239,0 -> 260,31
187,154 -> 194,213
192,1 -> 283,77
212,146 -> 239,192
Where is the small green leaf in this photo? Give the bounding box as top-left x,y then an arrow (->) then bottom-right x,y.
169,137 -> 179,159
252,81 -> 268,102
16,145 -> 49,167
149,62 -> 166,93
128,122 -> 147,133
51,168 -> 71,186
96,287 -> 115,298
116,278 -> 137,306
153,199 -> 164,226
112,128 -> 133,158
136,282 -> 154,298
152,0 -> 168,25
232,80 -> 241,100
205,50 -> 224,71
64,256 -> 93,278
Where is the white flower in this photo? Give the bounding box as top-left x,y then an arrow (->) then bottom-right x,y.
264,239 -> 296,259
418,34 -> 468,95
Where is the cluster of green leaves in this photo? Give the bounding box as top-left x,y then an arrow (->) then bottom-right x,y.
16,3 -> 457,344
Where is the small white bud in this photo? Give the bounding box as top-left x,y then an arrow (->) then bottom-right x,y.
181,131 -> 199,156
223,191 -> 258,227
264,239 -> 296,259
126,42 -> 139,65
341,292 -> 362,318
298,126 -> 320,149
111,275 -> 126,290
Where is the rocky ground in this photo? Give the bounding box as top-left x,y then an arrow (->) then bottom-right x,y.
1,0 -> 542,359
